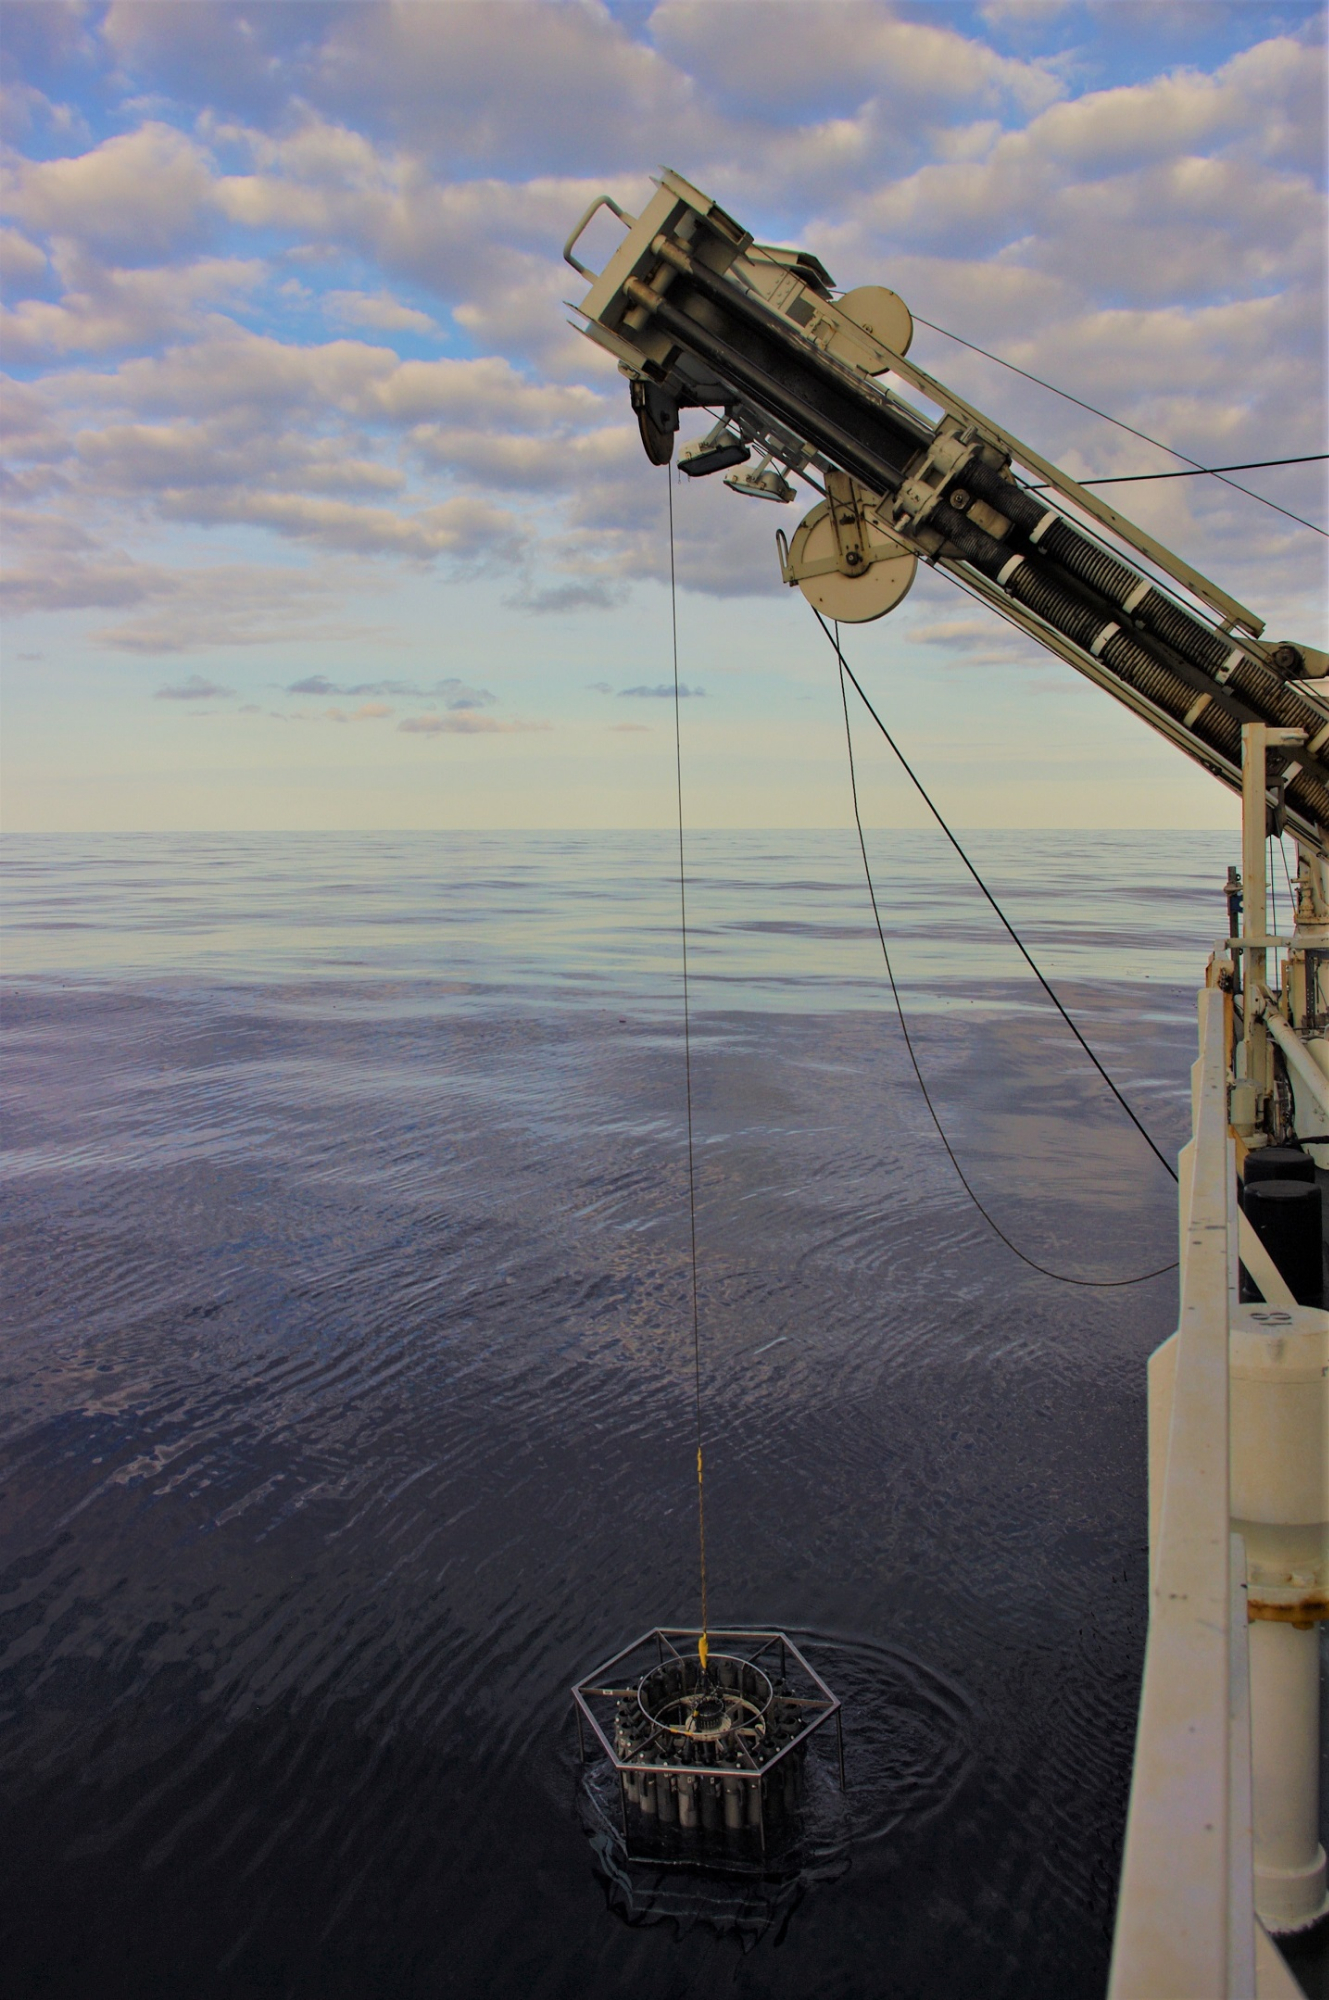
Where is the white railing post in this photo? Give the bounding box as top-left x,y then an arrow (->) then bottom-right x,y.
1110,988 -> 1241,1997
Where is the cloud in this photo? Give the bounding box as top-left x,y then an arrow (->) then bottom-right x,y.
4,316 -> 602,574
512,580 -> 623,612
310,4 -> 708,170
65,324 -> 603,433
907,609 -> 1036,668
408,421 -> 634,493
154,672 -> 234,701
102,3 -> 705,172
2,121 -> 217,261
0,511 -> 385,652
0,250 -> 264,360
911,617 -> 1003,646
619,682 -> 705,698
284,674 -> 494,707
0,224 -> 49,290
610,721 -> 650,732
71,417 -> 405,500
978,0 -> 1071,26
158,488 -> 528,563
1,2 -> 1324,666
397,712 -> 550,735
650,2 -> 1064,120
323,701 -> 392,722
820,33 -> 1326,306
324,288 -> 436,333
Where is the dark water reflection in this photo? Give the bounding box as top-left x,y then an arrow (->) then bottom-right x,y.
1,832 -> 1223,1997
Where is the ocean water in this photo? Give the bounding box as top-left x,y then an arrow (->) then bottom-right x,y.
0,828 -> 1241,1999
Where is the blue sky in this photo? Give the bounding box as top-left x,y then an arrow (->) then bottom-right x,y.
2,0 -> 1325,830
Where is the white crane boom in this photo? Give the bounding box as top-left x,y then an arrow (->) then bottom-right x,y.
565,170 -> 1329,853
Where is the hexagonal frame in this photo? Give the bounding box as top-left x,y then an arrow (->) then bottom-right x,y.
572,1626 -> 843,1865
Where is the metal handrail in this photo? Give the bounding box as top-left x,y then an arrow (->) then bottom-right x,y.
563,194 -> 637,280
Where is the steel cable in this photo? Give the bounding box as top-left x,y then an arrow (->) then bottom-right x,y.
823,613 -> 1178,1287
911,316 -> 1326,538
667,470 -> 710,1667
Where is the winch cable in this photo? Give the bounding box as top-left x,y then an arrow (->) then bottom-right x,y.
911,315 -> 1326,539
1026,453 -> 1327,492
822,613 -> 1179,1288
816,610 -> 1176,1185
667,470 -> 710,1671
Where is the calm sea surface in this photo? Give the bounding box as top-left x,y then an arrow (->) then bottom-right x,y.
1,829 -> 1242,1998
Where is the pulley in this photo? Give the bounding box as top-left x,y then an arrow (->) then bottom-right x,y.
823,284 -> 914,371
779,470 -> 917,624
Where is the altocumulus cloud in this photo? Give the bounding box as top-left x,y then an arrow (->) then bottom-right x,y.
1,0 -> 1324,771
286,675 -> 494,708
324,703 -> 393,722
398,714 -> 550,736
154,674 -> 234,701
619,683 -> 705,698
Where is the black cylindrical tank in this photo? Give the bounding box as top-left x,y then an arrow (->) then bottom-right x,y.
1242,1180 -> 1324,1305
1243,1146 -> 1316,1189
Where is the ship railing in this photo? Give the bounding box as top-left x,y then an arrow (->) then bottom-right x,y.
1109,986 -> 1302,1998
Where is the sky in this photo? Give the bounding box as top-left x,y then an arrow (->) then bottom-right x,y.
1,0 -> 1325,832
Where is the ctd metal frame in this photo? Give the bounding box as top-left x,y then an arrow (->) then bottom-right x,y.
573,1626 -> 843,1867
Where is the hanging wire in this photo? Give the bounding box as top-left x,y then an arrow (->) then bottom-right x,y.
825,615 -> 1177,1288
814,611 -> 1178,1185
1280,835 -> 1297,917
911,315 -> 1326,538
1269,833 -> 1279,940
667,470 -> 710,1671
1026,453 -> 1326,491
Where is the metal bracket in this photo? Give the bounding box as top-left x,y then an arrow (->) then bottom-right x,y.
890,424 -> 973,533
825,469 -> 870,576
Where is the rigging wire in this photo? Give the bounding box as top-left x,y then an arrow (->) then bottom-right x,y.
823,615 -> 1178,1287
1027,453 -> 1327,491
911,315 -> 1327,539
1280,835 -> 1297,916
667,469 -> 710,1671
814,610 -> 1178,1187
1269,833 -> 1279,940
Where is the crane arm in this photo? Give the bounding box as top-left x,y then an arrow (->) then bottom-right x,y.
565,171 -> 1329,851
